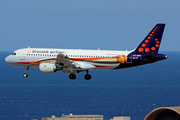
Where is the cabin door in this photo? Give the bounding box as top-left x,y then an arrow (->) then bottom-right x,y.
20,50 -> 26,60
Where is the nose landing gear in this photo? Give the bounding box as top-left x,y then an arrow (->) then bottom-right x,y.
23,67 -> 29,78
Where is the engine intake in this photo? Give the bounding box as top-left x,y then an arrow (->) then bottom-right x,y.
39,63 -> 57,74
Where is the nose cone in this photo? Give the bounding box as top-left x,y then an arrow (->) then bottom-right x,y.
5,56 -> 11,64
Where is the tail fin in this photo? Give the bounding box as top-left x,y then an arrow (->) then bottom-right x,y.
134,24 -> 165,53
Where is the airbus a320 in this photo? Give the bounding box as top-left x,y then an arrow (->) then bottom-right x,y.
5,24 -> 168,80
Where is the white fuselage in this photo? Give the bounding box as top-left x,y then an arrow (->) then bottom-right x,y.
5,48 -> 132,70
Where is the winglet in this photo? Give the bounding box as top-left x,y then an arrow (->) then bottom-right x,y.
134,24 -> 165,53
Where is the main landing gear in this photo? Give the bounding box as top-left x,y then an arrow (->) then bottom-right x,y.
69,70 -> 92,80
23,67 -> 29,78
84,70 -> 91,80
69,73 -> 76,80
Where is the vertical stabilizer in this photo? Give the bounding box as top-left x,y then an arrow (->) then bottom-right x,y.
134,24 -> 165,53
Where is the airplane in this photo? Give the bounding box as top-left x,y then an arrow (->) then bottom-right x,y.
5,24 -> 168,80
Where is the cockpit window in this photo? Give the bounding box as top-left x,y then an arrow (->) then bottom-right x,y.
12,52 -> 16,56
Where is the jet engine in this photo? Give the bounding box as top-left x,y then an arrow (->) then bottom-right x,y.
39,63 -> 57,73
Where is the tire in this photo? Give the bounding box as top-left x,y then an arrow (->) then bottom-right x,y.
69,74 -> 76,80
23,73 -> 28,78
84,74 -> 91,80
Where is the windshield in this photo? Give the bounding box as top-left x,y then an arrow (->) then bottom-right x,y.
12,52 -> 16,56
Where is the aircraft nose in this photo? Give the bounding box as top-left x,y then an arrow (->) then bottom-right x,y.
5,56 -> 11,64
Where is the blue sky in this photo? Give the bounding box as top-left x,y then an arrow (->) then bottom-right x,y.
0,0 -> 180,52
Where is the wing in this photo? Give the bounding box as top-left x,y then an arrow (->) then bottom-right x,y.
56,54 -> 73,66
56,54 -> 96,70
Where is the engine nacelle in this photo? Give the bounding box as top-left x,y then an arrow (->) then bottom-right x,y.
39,63 -> 57,74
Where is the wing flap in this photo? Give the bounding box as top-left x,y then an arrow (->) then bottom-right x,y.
74,62 -> 96,70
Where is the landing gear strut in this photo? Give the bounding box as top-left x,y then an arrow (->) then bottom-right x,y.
23,67 -> 29,78
69,73 -> 76,80
84,70 -> 91,80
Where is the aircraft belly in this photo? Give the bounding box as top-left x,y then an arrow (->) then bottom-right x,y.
14,64 -> 39,68
92,63 -> 119,70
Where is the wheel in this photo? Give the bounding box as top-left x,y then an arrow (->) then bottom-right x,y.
69,74 -> 76,80
23,73 -> 28,78
84,74 -> 91,80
